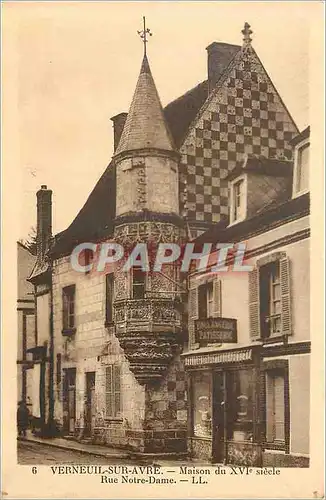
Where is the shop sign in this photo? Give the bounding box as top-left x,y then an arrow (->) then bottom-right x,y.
184,348 -> 252,366
195,317 -> 237,345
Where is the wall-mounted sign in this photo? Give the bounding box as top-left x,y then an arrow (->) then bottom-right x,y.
184,348 -> 252,367
195,317 -> 237,345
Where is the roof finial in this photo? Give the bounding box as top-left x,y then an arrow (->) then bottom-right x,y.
242,22 -> 253,47
137,16 -> 152,57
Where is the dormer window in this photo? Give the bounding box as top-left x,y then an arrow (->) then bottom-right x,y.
295,143 -> 309,194
230,176 -> 247,224
292,128 -> 310,198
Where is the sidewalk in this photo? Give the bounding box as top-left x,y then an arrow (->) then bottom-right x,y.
18,432 -> 130,460
19,432 -> 210,466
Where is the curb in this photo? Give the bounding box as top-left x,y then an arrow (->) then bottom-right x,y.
18,437 -> 130,460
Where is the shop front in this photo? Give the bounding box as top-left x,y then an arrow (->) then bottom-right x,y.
184,345 -> 263,466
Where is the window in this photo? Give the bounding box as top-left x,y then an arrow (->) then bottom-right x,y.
62,285 -> 75,330
132,268 -> 146,299
260,262 -> 282,338
198,282 -> 214,319
266,371 -> 285,445
192,372 -> 212,438
227,369 -> 254,442
249,254 -> 291,340
106,274 -> 114,324
268,262 -> 281,335
84,248 -> 94,272
105,365 -> 121,418
231,179 -> 245,222
295,143 -> 309,194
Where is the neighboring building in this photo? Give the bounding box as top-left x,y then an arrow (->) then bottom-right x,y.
17,242 -> 36,410
27,23 -> 306,458
184,127 -> 310,467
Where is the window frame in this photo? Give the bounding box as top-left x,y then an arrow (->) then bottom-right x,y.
293,138 -> 310,198
62,285 -> 76,332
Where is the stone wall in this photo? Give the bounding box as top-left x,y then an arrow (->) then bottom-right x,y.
52,247 -> 187,454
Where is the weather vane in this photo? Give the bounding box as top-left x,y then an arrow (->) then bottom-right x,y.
137,16 -> 152,56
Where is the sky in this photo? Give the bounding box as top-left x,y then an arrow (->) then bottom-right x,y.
3,1 -> 312,241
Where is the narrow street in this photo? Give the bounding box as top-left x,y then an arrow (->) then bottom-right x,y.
17,440 -> 130,465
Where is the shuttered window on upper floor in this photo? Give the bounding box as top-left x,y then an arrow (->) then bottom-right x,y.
249,254 -> 291,340
190,278 -> 222,321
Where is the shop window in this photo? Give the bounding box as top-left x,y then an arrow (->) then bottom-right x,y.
265,371 -> 285,446
192,372 -> 212,438
132,267 -> 146,299
249,254 -> 291,340
105,365 -> 121,418
62,285 -> 75,331
105,274 -> 114,324
227,369 -> 254,442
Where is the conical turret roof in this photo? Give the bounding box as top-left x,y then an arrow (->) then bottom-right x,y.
115,55 -> 175,155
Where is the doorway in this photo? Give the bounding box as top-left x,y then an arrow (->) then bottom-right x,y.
63,368 -> 76,435
85,372 -> 96,436
212,371 -> 226,463
212,368 -> 255,463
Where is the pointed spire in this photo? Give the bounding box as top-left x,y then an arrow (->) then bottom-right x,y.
115,55 -> 175,155
242,22 -> 253,47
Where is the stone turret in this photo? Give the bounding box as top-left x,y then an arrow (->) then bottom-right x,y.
112,54 -> 185,387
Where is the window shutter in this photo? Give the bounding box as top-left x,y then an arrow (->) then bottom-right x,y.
280,256 -> 292,335
113,365 -> 121,415
106,274 -> 114,323
249,268 -> 261,338
105,366 -> 113,417
189,287 -> 199,320
189,285 -> 199,346
213,279 -> 222,317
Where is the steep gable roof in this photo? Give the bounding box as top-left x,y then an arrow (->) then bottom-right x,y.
52,40 -> 299,256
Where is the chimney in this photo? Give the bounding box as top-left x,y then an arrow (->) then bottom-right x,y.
206,42 -> 240,93
36,185 -> 52,261
110,112 -> 128,152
